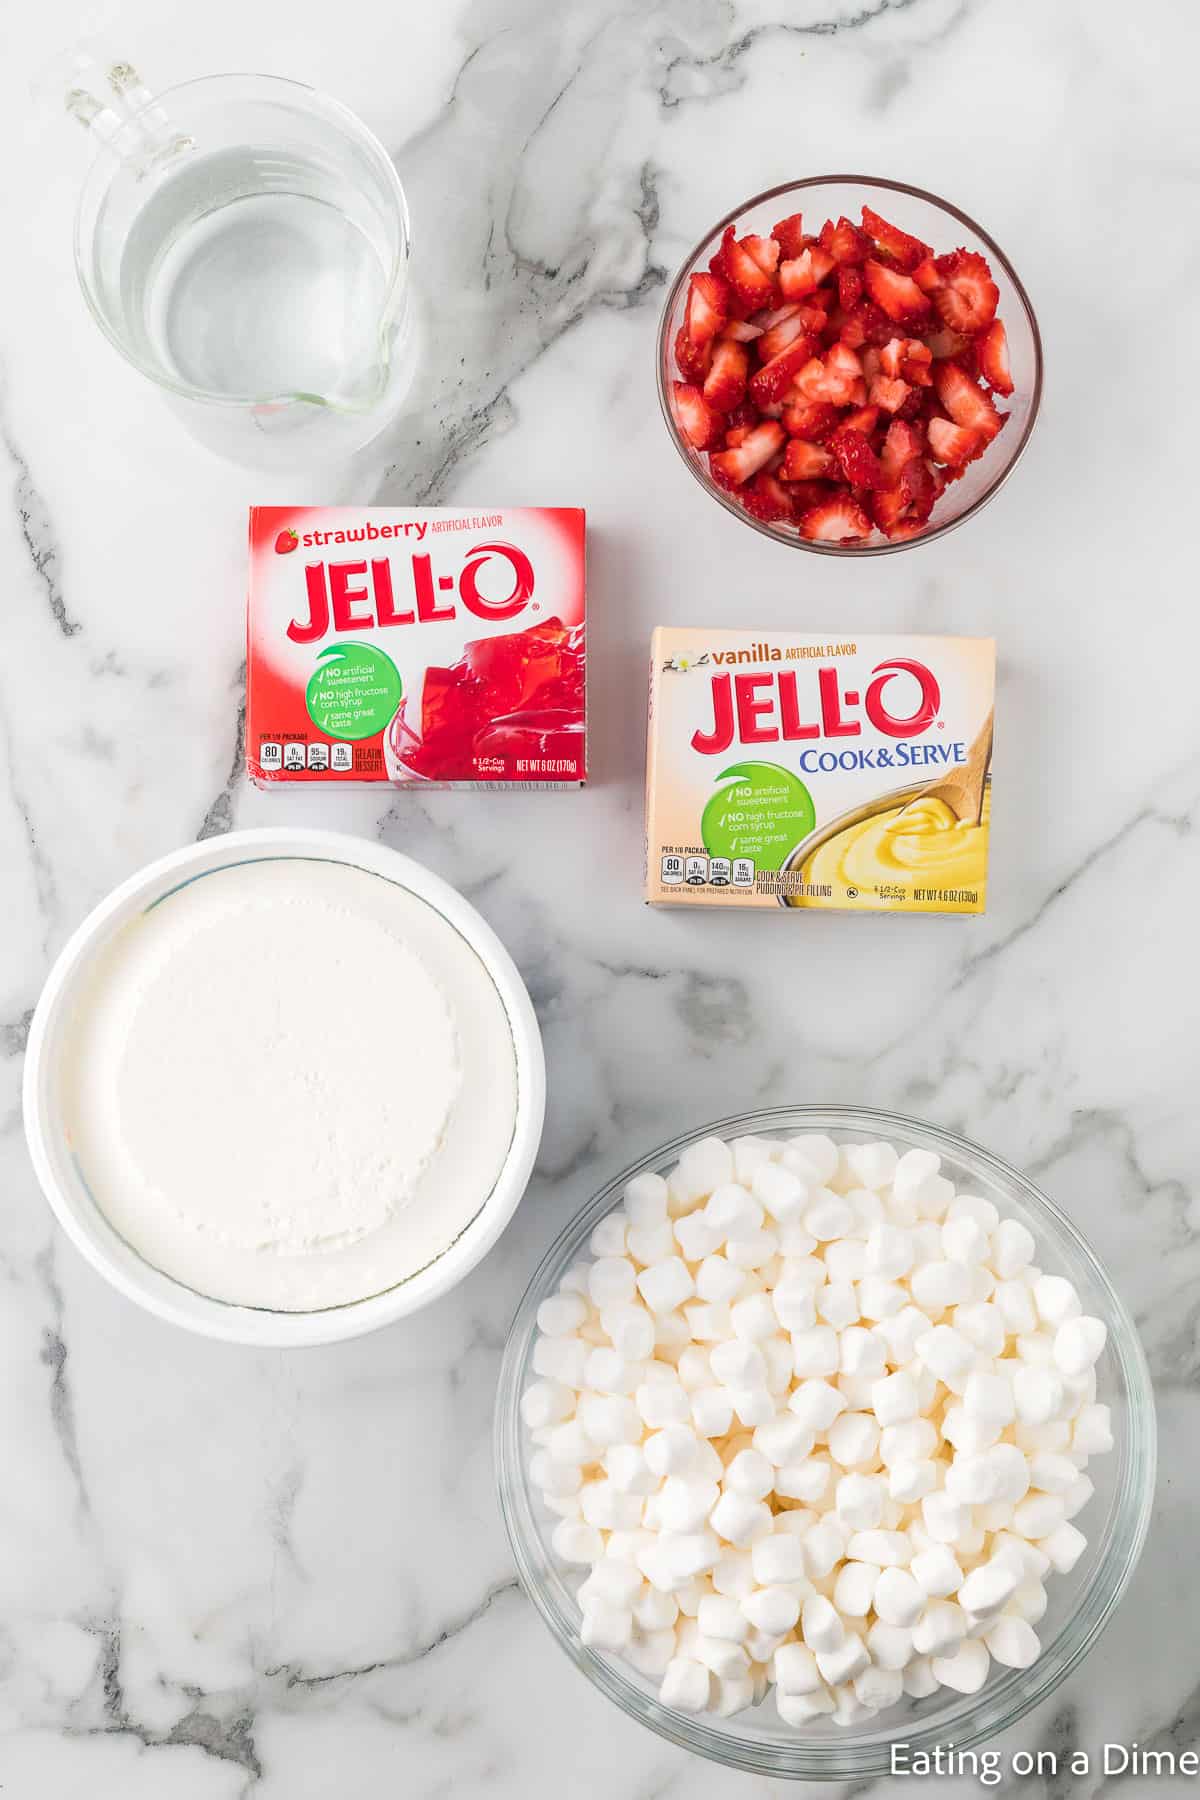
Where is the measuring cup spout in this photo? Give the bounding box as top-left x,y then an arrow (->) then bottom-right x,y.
38,47 -> 192,172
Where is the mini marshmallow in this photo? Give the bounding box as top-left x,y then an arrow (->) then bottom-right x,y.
903,1655 -> 940,1698
892,1147 -> 941,1203
995,1278 -> 1038,1335
931,1637 -> 990,1694
777,1688 -> 836,1724
816,1282 -> 859,1331
553,1519 -> 604,1564
644,1424 -> 699,1478
941,1404 -> 1001,1455
1009,1579 -> 1048,1624
728,1386 -> 775,1429
833,1560 -> 880,1617
1028,1451 -> 1079,1495
1039,1521 -> 1088,1574
1034,1274 -> 1081,1329
872,1370 -> 920,1427
828,1411 -> 881,1470
692,1634 -> 750,1681
677,1137 -> 734,1200
659,1476 -> 720,1534
752,1414 -> 813,1469
675,1211 -> 725,1262
733,1135 -> 777,1183
776,1458 -> 832,1504
866,1222 -> 916,1281
942,1215 -> 990,1265
659,1656 -> 711,1712
657,1530 -> 722,1582
856,1277 -> 907,1321
751,1533 -> 808,1586
635,1377 -> 690,1431
771,1278 -> 818,1335
624,1171 -> 669,1228
694,1255 -> 746,1307
691,1387 -> 735,1439
521,1381 -> 576,1429
876,1306 -> 934,1368
710,1339 -> 766,1389
836,1472 -> 885,1532
578,1392 -> 643,1448
916,1323 -> 975,1383
725,1448 -> 774,1501
880,1418 -> 938,1466
990,1216 -> 1035,1278
580,1558 -> 644,1609
791,1325 -> 840,1378
922,1491 -> 972,1545
697,1593 -> 751,1644
911,1600 -> 968,1656
985,1615 -> 1040,1669
710,1491 -> 773,1548
637,1257 -> 694,1315
741,1585 -> 802,1636
911,1262 -> 972,1315
816,1634 -> 871,1686
840,1326 -> 887,1378
911,1543 -> 964,1598
888,1459 -> 937,1503
584,1347 -> 638,1395
803,1190 -> 857,1241
705,1184 -> 762,1242
588,1256 -> 638,1309
537,1293 -> 590,1337
1012,1493 -> 1066,1541
684,1301 -> 732,1343
845,1529 -> 911,1567
725,1229 -> 778,1270
533,1336 -> 589,1388
580,1599 -> 633,1650
868,1621 -> 916,1671
845,1141 -> 899,1191
654,1311 -> 691,1362
788,1378 -> 847,1432
963,1369 -> 1015,1425
627,1221 -> 676,1267
783,1135 -> 840,1187
1063,1472 -> 1095,1520
773,1640 -> 824,1696
531,1452 -> 584,1499
730,1293 -> 779,1344
957,1559 -> 1019,1619
711,1671 -> 756,1717
752,1163 -> 808,1223
825,1238 -> 868,1285
803,1519 -> 846,1580
1054,1316 -> 1108,1376
1013,1366 -> 1065,1426
605,1444 -> 657,1496
954,1302 -> 1007,1357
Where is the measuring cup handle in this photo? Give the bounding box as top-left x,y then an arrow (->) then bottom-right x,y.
36,46 -> 192,169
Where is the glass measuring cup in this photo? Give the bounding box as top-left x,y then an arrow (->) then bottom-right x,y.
63,59 -> 417,466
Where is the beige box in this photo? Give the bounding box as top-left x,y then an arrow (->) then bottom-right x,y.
645,628 -> 995,914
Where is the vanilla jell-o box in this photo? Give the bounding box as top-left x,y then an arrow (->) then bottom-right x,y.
246,507 -> 586,789
645,629 -> 995,914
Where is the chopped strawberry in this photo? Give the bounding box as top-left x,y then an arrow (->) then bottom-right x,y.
933,360 -> 1004,440
743,235 -> 781,278
861,346 -> 883,383
829,425 -> 885,490
770,212 -> 807,259
781,398 -> 840,440
880,419 -> 926,485
709,420 -> 786,488
716,227 -> 779,309
864,259 -> 931,324
837,301 -> 894,349
860,205 -> 933,273
924,325 -> 971,361
685,272 -> 730,347
838,266 -> 864,309
799,495 -> 873,542
783,438 -> 837,480
724,398 -> 758,434
742,469 -> 794,521
750,336 -> 817,408
725,425 -> 750,448
894,386 -> 925,420
931,249 -> 999,333
819,216 -> 870,265
703,338 -> 750,411
757,310 -> 810,360
869,373 -> 912,413
721,318 -> 763,343
841,404 -> 880,437
779,247 -> 835,300
871,486 -> 912,536
880,337 -> 932,384
977,318 -> 1013,395
926,416 -> 984,466
674,325 -> 712,384
912,257 -> 941,292
671,382 -> 723,450
786,479 -> 840,515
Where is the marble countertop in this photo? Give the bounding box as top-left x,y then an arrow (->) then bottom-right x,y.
0,0 -> 1194,1793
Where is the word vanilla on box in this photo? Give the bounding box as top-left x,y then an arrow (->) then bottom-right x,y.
247,506 -> 586,789
645,629 -> 995,914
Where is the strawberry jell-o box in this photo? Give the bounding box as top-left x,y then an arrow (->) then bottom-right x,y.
247,507 -> 586,788
645,629 -> 995,914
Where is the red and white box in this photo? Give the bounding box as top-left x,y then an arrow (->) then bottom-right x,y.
246,506 -> 586,789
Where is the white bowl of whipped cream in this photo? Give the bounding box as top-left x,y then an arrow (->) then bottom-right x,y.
23,828 -> 545,1345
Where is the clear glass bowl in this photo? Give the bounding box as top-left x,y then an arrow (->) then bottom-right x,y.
656,178 -> 1043,554
495,1106 -> 1154,1780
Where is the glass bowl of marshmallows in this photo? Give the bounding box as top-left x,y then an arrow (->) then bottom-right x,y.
495,1106 -> 1154,1780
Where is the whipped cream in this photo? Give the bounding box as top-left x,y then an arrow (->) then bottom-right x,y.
61,858 -> 518,1310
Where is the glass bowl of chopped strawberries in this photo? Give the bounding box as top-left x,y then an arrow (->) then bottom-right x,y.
658,177 -> 1042,552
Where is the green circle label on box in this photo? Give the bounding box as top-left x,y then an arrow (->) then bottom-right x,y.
702,761 -> 816,871
305,642 -> 403,741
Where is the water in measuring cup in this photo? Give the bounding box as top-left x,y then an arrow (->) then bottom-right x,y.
115,146 -> 392,403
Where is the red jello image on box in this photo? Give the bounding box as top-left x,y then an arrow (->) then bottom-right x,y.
246,506 -> 586,788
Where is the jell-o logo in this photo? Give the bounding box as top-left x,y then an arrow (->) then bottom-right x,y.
287,541 -> 536,644
691,659 -> 942,755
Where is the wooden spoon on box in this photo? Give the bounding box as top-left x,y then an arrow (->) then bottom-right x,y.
916,708 -> 993,825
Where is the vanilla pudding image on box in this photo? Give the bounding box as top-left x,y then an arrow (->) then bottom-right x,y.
55,857 -> 520,1311
645,632 -> 995,914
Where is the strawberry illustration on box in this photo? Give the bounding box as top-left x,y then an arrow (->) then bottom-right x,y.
246,507 -> 586,788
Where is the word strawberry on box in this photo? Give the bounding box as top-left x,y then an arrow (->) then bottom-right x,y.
246,507 -> 587,788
